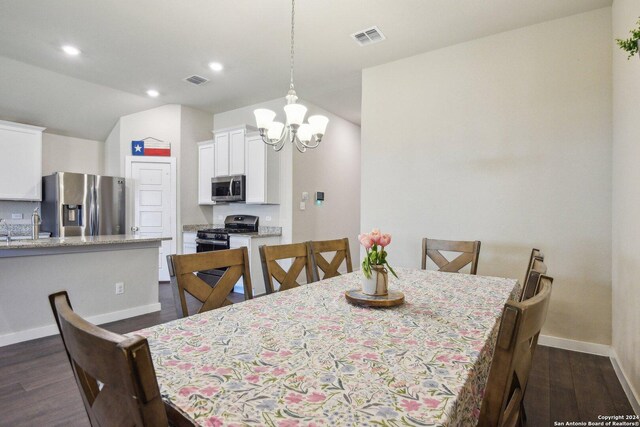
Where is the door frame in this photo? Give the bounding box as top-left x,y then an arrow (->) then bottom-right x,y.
125,156 -> 177,275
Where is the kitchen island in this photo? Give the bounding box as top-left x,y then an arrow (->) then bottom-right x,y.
0,235 -> 171,346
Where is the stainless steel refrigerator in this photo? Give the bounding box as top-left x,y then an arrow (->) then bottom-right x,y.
41,172 -> 125,237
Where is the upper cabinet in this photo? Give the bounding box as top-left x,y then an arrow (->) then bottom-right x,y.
246,133 -> 280,204
229,128 -> 245,175
213,125 -> 256,177
199,125 -> 279,205
0,120 -> 45,201
214,132 -> 229,177
197,140 -> 215,205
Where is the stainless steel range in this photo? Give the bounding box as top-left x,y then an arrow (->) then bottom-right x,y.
195,215 -> 259,287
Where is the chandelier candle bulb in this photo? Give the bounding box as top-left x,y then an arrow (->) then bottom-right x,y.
297,124 -> 312,143
308,115 -> 329,136
267,122 -> 285,141
254,109 -> 276,129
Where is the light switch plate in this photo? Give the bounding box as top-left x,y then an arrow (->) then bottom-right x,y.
265,216 -> 272,221
299,202 -> 306,210
11,213 -> 23,220
302,192 -> 309,201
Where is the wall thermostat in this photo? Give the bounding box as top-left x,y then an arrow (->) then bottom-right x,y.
315,191 -> 324,205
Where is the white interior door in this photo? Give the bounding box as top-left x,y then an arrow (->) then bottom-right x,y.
130,160 -> 175,281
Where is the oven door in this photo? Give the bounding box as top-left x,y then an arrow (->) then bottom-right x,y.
195,238 -> 230,286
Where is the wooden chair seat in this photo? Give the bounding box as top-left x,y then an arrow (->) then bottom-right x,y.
421,238 -> 481,274
167,248 -> 252,318
48,291 -> 192,426
309,238 -> 353,281
478,275 -> 554,427
259,242 -> 314,294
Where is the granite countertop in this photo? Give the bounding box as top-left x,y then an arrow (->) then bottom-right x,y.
182,224 -> 282,238
0,234 -> 172,250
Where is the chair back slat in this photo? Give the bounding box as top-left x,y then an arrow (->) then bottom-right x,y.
168,248 -> 253,318
260,242 -> 315,294
520,255 -> 547,302
48,291 -> 170,426
310,238 -> 353,281
478,276 -> 554,427
422,238 -> 481,274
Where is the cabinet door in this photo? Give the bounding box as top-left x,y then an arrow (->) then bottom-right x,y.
198,142 -> 215,205
229,129 -> 245,175
0,123 -> 43,200
214,133 -> 230,177
183,232 -> 197,254
245,135 -> 266,203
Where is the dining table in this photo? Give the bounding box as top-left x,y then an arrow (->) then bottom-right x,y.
135,267 -> 519,426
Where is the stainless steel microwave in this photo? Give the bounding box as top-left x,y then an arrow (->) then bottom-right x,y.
212,175 -> 246,202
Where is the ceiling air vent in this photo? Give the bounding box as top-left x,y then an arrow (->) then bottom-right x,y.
351,26 -> 386,46
183,75 -> 209,86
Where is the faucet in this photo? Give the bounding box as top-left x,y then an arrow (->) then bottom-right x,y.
0,218 -> 11,242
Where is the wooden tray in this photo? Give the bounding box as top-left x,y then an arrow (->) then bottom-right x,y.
345,289 -> 405,307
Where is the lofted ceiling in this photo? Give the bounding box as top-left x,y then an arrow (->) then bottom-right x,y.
0,0 -> 611,141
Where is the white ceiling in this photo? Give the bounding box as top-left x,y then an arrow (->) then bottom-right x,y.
0,0 -> 611,141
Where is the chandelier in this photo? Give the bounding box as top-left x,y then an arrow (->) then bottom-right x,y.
253,0 -> 329,153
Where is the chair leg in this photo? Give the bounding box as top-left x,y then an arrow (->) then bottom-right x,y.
519,401 -> 527,426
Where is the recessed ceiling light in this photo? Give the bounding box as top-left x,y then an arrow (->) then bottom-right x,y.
146,89 -> 159,97
208,62 -> 224,72
61,45 -> 81,56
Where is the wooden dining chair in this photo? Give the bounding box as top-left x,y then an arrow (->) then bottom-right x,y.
167,247 -> 253,318
421,238 -> 481,274
48,291 -> 191,427
259,242 -> 315,294
478,275 -> 554,427
520,251 -> 547,302
309,238 -> 353,281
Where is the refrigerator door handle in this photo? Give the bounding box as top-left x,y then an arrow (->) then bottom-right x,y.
89,182 -> 97,236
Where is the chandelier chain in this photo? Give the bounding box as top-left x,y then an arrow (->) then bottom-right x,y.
290,0 -> 295,90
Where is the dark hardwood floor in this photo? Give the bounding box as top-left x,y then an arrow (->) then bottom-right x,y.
0,283 -> 634,426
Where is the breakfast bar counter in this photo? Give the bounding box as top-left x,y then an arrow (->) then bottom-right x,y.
0,235 -> 170,346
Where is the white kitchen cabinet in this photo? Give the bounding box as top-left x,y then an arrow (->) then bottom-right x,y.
214,132 -> 229,177
245,133 -> 280,204
213,125 -> 256,178
230,235 -> 280,296
229,128 -> 245,175
0,120 -> 45,201
197,140 -> 215,205
182,232 -> 197,254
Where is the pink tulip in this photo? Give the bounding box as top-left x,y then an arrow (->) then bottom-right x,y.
359,233 -> 374,249
378,233 -> 392,247
370,228 -> 381,244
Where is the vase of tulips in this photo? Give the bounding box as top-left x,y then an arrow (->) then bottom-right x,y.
358,229 -> 398,296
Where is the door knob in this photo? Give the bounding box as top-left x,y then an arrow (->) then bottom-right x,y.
131,226 -> 139,232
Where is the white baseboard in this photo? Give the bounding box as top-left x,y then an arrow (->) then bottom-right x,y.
539,335 -> 639,415
0,302 -> 162,347
538,334 -> 611,356
610,349 -> 640,416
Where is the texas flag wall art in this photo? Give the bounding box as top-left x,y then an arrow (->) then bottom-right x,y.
131,139 -> 171,156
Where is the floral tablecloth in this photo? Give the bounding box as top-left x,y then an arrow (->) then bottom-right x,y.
135,268 -> 519,426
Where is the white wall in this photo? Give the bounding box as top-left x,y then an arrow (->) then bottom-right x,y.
180,106 -> 215,225
612,0 -> 640,404
362,8 -> 612,344
104,119 -> 120,177
292,108 -> 361,264
42,133 -> 103,176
